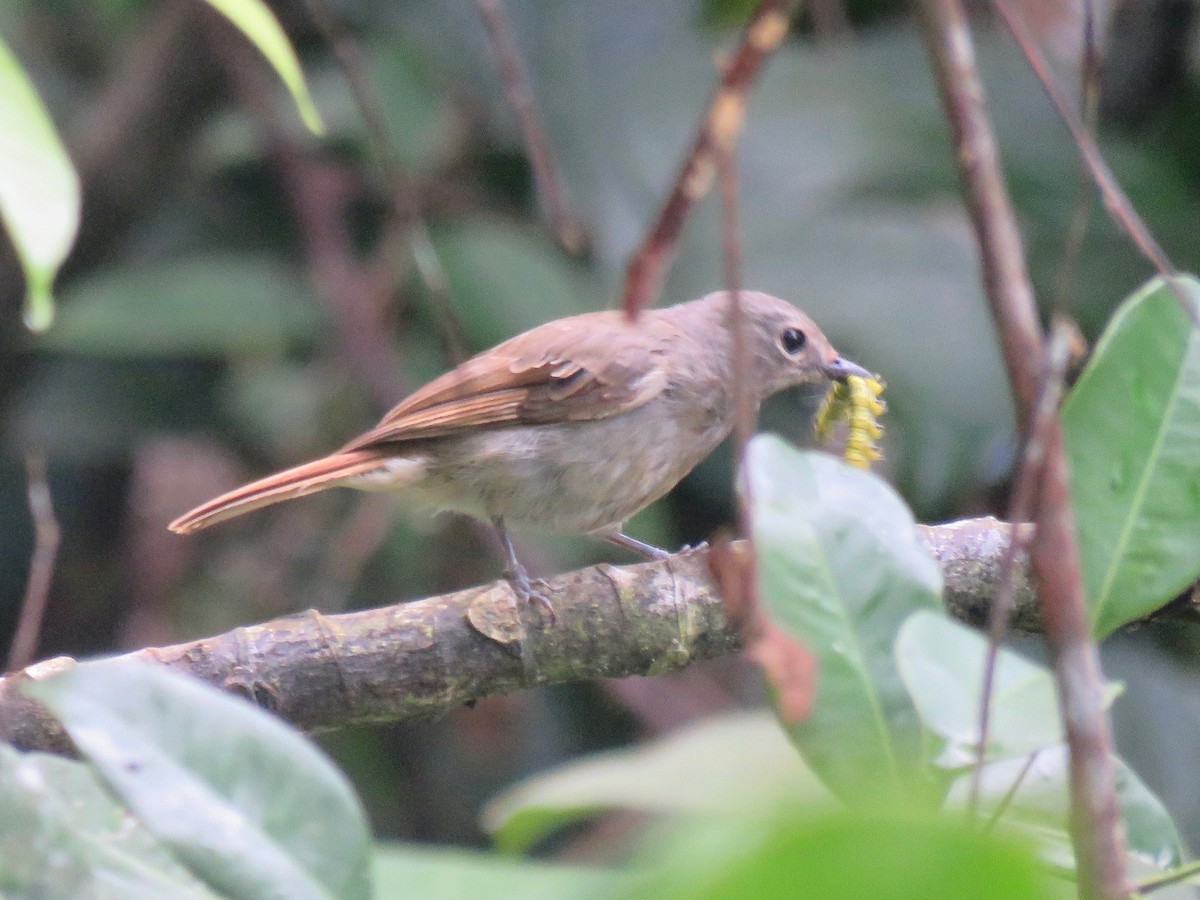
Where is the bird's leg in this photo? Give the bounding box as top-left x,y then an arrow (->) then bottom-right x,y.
492,517 -> 554,618
607,532 -> 672,560
607,532 -> 710,560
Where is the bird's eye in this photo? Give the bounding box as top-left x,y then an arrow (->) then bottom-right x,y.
780,327 -> 807,355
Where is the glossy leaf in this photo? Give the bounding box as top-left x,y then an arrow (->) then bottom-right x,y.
1062,276 -> 1200,636
896,610 -> 1120,767
0,33 -> 80,331
25,660 -> 371,900
947,746 -> 1184,875
40,254 -> 320,359
484,712 -> 829,853
0,745 -> 218,899
202,0 -> 324,134
744,435 -> 943,803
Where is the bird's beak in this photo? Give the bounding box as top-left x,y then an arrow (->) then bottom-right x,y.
822,356 -> 872,381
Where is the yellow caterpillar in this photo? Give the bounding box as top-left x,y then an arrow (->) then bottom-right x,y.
813,374 -> 886,469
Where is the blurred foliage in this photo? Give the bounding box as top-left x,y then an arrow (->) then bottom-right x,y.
4,0 -> 1200,879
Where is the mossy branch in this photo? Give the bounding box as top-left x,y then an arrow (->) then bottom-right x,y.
2,516 -> 1195,754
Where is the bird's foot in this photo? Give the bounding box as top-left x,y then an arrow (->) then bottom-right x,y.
492,516 -> 555,620
504,565 -> 555,621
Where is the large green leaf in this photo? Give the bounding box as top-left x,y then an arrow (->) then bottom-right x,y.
946,746 -> 1184,876
374,845 -> 617,900
744,435 -> 943,803
0,745 -> 218,899
39,254 -> 320,359
895,611 -> 1120,768
483,712 -> 829,853
25,660 -> 371,900
1062,276 -> 1200,636
0,33 -> 80,331
202,0 -> 324,134
625,805 -> 1056,900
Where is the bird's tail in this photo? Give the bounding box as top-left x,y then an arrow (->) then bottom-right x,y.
168,450 -> 393,534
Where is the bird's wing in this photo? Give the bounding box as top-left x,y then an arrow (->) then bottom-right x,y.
340,312 -> 671,450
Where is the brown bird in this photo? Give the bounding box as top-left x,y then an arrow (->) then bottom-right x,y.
170,291 -> 868,607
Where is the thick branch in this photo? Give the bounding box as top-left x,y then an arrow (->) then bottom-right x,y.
2,517 -> 1197,755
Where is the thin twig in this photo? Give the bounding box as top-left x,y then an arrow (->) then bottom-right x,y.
7,455 -> 61,673
621,0 -> 799,317
969,322 -> 1072,819
992,0 -> 1197,326
981,749 -> 1042,835
300,0 -> 469,360
916,2 -> 1127,896
711,132 -> 817,718
717,145 -> 755,511
1136,858 -> 1200,895
473,0 -> 585,254
1053,0 -> 1100,311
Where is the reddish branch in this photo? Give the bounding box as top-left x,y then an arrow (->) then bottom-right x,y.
473,0 -> 585,254
916,2 -> 1127,897
621,0 -> 800,316
711,128 -> 816,722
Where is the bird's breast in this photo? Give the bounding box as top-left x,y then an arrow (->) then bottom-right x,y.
418,397 -> 733,534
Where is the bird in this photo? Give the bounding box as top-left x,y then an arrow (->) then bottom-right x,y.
169,290 -> 868,608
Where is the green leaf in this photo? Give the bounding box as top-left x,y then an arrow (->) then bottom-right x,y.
202,0 -> 324,134
374,845 -> 618,900
0,33 -> 81,331
483,712 -> 830,853
896,610 -> 1120,768
743,435 -> 943,803
24,660 -> 371,900
39,254 -> 321,359
626,806 -> 1056,900
0,745 -> 219,899
947,746 -> 1184,875
1062,275 -> 1200,636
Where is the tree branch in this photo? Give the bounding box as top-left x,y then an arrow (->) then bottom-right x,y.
917,2 -> 1128,895
3,517 -> 1197,755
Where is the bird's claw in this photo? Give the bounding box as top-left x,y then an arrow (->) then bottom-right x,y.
505,567 -> 556,621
